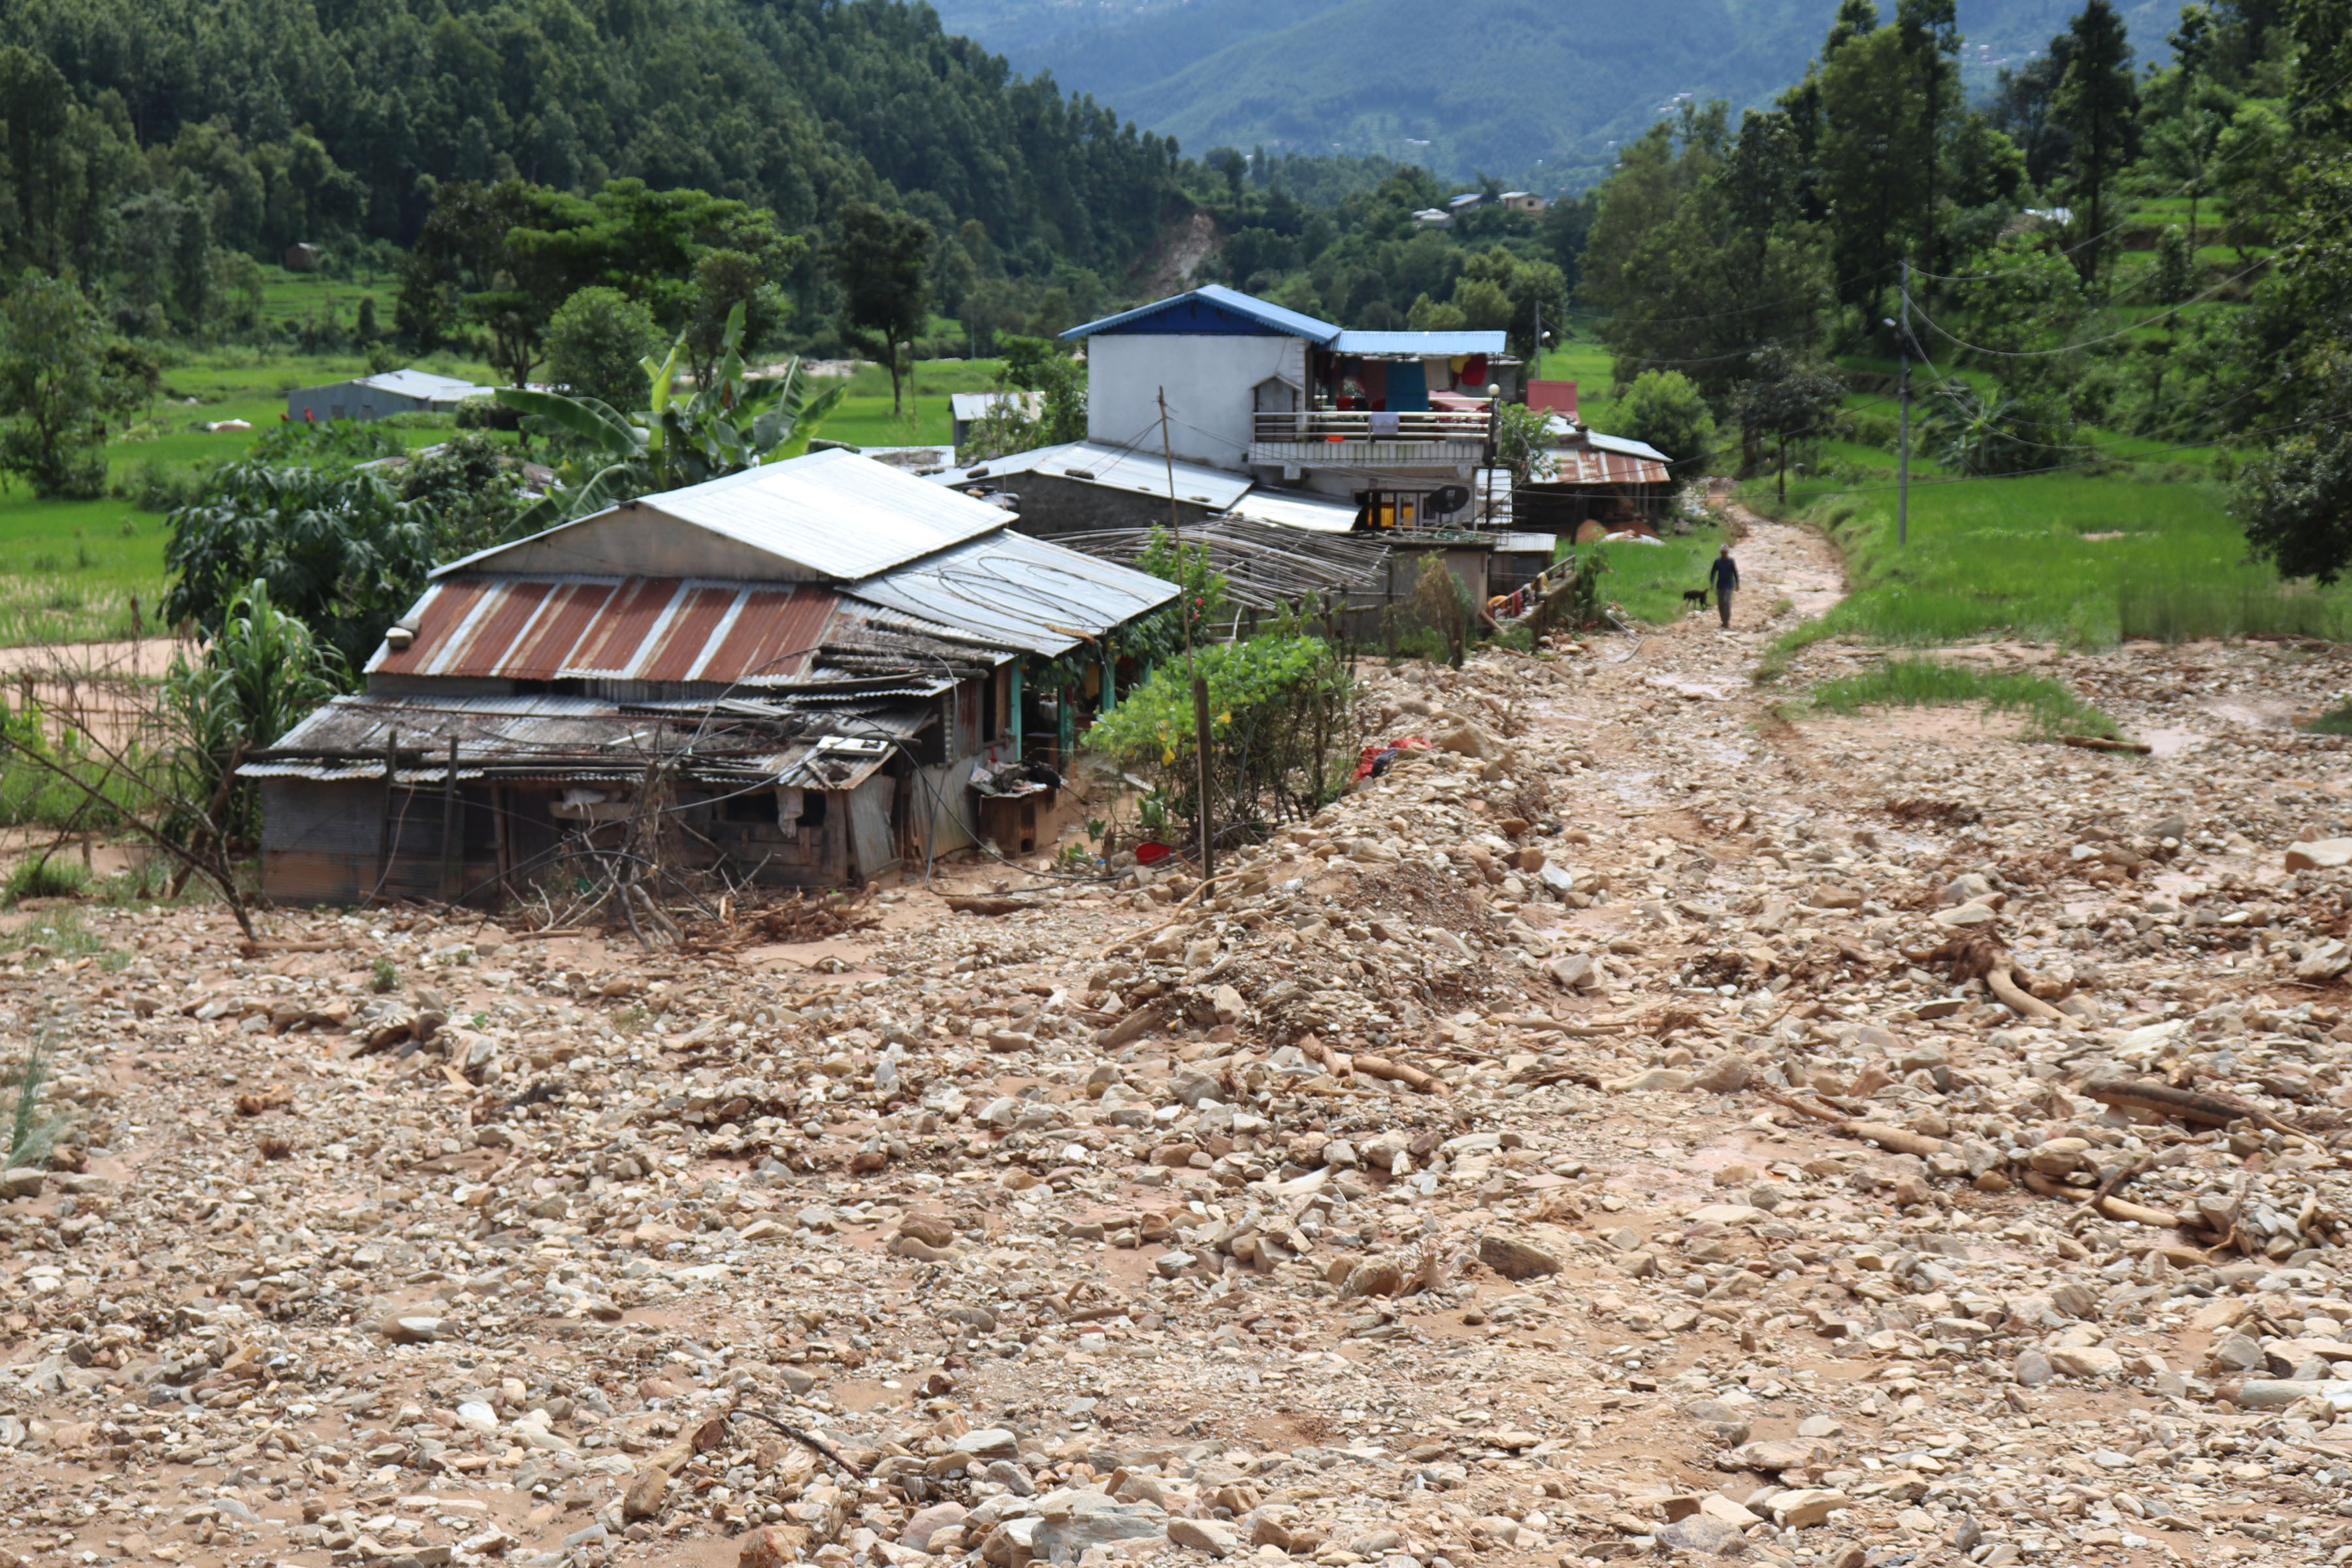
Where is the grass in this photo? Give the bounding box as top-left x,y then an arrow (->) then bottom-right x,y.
5,1039 -> 69,1169
3,855 -> 89,906
0,336 -> 504,646
1746,446 -> 2320,656
1555,514 -> 1729,626
1799,655 -> 2119,738
811,357 -> 1006,449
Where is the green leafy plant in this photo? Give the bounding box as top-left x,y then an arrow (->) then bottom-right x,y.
5,1040 -> 71,1170
370,956 -> 399,994
499,302 -> 841,528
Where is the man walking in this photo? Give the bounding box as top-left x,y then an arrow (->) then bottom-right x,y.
1708,544 -> 1739,629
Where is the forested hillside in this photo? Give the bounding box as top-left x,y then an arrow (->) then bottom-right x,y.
930,0 -> 2167,188
0,0 -> 1183,279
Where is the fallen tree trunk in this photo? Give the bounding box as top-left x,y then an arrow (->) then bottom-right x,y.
2086,1077 -> 2315,1139
2059,734 -> 2152,755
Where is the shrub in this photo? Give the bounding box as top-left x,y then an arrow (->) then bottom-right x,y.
1085,636 -> 1357,838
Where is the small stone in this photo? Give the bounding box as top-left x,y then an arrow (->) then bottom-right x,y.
1770,1489 -> 1850,1529
904,1503 -> 970,1552
1656,1516 -> 1746,1556
1477,1234 -> 1563,1279
1168,1518 -> 1241,1556
2048,1345 -> 2122,1379
2012,1347 -> 2054,1386
2285,838 -> 2352,871
0,1168 -> 43,1200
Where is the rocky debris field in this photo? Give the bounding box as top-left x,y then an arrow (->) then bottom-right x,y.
7,517 -> 2352,1568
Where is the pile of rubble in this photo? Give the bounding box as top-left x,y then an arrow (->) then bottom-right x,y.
4,517 -> 2352,1568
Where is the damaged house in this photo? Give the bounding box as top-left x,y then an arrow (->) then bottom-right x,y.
246,450 -> 1177,905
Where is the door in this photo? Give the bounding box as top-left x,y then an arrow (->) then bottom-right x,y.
848,774 -> 897,882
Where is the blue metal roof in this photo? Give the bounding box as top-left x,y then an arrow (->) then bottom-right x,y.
1061,284 -> 1341,345
1329,330 -> 1509,358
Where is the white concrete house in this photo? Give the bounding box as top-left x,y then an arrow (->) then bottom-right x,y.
1060,284 -> 1512,528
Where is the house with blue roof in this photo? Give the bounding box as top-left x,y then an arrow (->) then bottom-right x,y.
1058,284 -> 1515,530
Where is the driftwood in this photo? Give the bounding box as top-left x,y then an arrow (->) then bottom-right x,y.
1985,966 -> 2065,1022
2087,1077 -> 2315,1139
2059,734 -> 2152,755
1908,934 -> 2066,1024
2018,1171 -> 2193,1231
727,1410 -> 868,1480
1489,1013 -> 1631,1037
1750,1085 -> 1946,1156
1299,1035 -> 1447,1095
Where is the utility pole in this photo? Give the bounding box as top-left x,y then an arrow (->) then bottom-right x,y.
1895,260 -> 1912,550
1532,300 -> 1542,382
1159,388 -> 1213,880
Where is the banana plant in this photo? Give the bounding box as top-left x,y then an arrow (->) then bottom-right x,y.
497,302 -> 842,531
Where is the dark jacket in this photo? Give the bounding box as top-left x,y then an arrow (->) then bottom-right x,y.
1708,554 -> 1740,593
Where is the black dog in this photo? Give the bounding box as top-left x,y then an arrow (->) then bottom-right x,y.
1682,588 -> 1710,609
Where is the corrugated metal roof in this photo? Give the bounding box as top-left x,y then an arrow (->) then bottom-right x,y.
1328,331 -> 1509,359
934,441 -> 1254,510
1531,448 -> 1671,486
1220,489 -> 1360,534
370,576 -> 848,686
1585,429 -> 1672,464
1061,285 -> 1341,345
847,530 -> 1178,657
949,391 -> 1041,421
436,449 -> 1011,583
244,694 -> 911,791
259,694 -> 669,776
352,368 -> 492,400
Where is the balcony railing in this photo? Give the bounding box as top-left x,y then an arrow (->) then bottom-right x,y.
1252,409 -> 1493,444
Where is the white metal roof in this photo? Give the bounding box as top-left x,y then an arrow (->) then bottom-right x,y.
949,391 -> 1042,421
440,449 -> 1013,583
352,368 -> 493,400
1220,489 -> 1360,534
1586,430 -> 1673,464
846,528 -> 1178,657
932,440 -> 1254,511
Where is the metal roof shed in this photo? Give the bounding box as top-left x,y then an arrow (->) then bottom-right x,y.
434,449 -> 1013,584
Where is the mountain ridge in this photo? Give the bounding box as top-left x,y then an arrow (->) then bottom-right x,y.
930,0 -> 2176,191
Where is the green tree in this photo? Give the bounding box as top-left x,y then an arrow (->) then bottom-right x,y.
1734,347 -> 1844,500
1580,105 -> 1829,399
2151,225 -> 2195,305
399,179 -> 596,384
0,275 -> 118,499
1819,20 -> 1931,312
163,434 -> 532,670
2051,0 -> 2138,289
1616,370 -> 1718,478
545,286 -> 662,414
828,203 -> 935,416
1895,0 -> 1961,284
